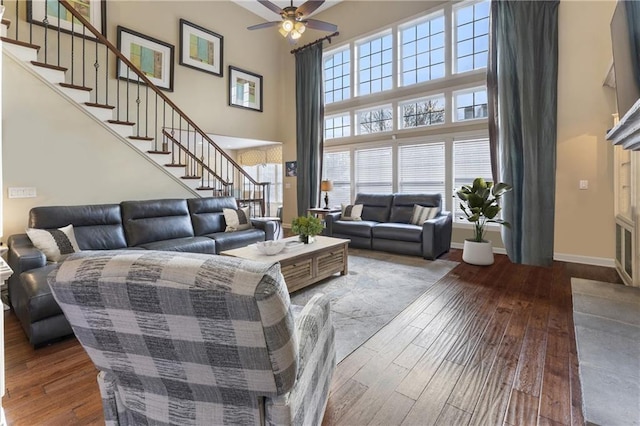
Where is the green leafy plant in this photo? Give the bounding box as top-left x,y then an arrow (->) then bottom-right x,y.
291,214 -> 323,237
456,177 -> 513,243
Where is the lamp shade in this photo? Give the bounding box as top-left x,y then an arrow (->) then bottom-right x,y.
320,180 -> 334,192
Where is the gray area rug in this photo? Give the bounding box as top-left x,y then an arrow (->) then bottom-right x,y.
571,278 -> 640,426
290,249 -> 458,362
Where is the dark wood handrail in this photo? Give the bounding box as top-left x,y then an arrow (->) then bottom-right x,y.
57,0 -> 261,186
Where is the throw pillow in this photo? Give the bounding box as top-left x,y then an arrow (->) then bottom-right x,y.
341,203 -> 363,221
26,224 -> 81,262
410,204 -> 439,225
223,207 -> 253,232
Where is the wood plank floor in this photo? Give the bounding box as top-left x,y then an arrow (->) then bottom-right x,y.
3,250 -> 621,425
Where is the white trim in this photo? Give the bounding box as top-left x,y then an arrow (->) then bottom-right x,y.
553,253 -> 616,268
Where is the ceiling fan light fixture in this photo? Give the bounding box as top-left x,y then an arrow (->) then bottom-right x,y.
291,29 -> 302,40
282,19 -> 294,32
295,22 -> 306,34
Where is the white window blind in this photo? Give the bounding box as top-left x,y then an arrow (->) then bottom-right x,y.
453,138 -> 492,221
355,147 -> 393,194
398,143 -> 445,200
323,151 -> 352,207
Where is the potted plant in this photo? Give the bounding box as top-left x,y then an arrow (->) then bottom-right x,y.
291,214 -> 323,244
456,177 -> 512,265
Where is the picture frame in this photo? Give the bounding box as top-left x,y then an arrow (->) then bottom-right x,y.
229,66 -> 263,112
27,0 -> 107,40
286,161 -> 298,177
117,26 -> 175,92
179,19 -> 223,77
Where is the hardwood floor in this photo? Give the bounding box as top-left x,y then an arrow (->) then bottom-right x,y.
3,250 -> 621,425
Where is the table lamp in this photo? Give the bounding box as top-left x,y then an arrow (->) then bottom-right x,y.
320,180 -> 333,209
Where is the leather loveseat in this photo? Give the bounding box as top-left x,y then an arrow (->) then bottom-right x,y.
324,193 -> 452,260
7,196 -> 278,346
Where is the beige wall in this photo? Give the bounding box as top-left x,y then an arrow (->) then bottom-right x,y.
555,0 -> 617,261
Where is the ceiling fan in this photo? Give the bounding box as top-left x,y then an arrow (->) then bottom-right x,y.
247,0 -> 338,43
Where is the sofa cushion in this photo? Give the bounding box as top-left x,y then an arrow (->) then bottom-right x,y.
223,207 -> 253,232
354,194 -> 394,222
26,225 -> 80,262
121,199 -> 195,247
188,197 -> 238,236
341,204 -> 363,221
372,223 -> 423,242
138,236 -> 216,254
389,194 -> 442,223
29,204 -> 127,250
19,264 -> 62,323
206,229 -> 266,253
332,220 -> 377,238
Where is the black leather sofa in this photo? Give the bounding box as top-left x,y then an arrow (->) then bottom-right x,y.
7,196 -> 278,346
324,193 -> 452,260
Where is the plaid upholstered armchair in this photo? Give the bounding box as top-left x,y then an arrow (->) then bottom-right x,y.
48,250 -> 336,425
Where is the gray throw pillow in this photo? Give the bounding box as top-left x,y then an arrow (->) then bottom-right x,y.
410,204 -> 439,225
26,224 -> 81,262
223,207 -> 253,232
341,203 -> 363,221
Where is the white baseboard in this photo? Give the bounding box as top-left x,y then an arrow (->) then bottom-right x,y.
451,243 -> 615,267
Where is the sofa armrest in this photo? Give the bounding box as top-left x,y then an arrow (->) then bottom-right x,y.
265,293 -> 336,425
7,234 -> 47,308
324,212 -> 342,236
422,211 -> 453,260
250,218 -> 278,240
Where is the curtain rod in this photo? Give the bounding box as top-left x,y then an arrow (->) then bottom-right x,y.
290,31 -> 340,54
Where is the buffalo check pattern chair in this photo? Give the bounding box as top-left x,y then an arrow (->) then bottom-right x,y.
48,250 -> 336,425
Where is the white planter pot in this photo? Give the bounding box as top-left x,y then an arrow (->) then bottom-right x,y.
462,239 -> 494,266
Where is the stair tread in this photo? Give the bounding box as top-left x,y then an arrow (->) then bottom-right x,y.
181,176 -> 201,180
1,37 -> 40,51
147,150 -> 171,154
196,187 -> 215,190
164,164 -> 186,167
59,83 -> 92,92
31,61 -> 67,72
129,136 -> 154,141
108,120 -> 135,126
1,19 -> 11,29
84,102 -> 115,110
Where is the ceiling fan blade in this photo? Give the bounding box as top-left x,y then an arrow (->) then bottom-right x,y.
304,18 -> 338,32
247,21 -> 282,30
296,0 -> 325,17
257,0 -> 285,15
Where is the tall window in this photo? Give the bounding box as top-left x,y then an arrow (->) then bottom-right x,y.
323,151 -> 352,206
357,32 -> 393,96
398,143 -> 446,199
400,14 -> 445,86
454,0 -> 490,73
242,164 -> 283,216
400,95 -> 445,129
453,138 -> 492,221
355,147 -> 393,194
357,105 -> 393,135
325,113 -> 351,140
454,87 -> 488,121
324,48 -> 351,104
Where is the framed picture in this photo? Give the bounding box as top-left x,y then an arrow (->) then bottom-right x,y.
117,26 -> 175,92
27,0 -> 107,39
286,161 -> 298,177
179,19 -> 223,77
229,66 -> 263,112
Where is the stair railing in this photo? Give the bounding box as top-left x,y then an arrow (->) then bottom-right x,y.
2,0 -> 271,217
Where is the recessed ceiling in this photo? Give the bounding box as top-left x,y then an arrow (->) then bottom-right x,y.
231,0 -> 342,22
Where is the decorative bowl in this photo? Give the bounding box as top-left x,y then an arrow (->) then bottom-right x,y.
254,240 -> 286,255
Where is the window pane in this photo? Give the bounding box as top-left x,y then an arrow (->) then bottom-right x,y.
323,151 -> 352,207
355,147 -> 393,194
454,87 -> 488,121
323,49 -> 351,104
455,0 -> 490,72
399,143 -> 445,199
400,96 -> 445,128
453,139 -> 492,222
357,33 -> 393,96
400,13 -> 445,86
357,106 -> 393,134
324,114 -> 351,140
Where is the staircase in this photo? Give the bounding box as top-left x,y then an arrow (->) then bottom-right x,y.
1,0 -> 270,216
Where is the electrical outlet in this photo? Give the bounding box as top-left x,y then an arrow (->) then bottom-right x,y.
579,180 -> 589,190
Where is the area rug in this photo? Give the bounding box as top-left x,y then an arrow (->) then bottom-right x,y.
290,249 -> 458,362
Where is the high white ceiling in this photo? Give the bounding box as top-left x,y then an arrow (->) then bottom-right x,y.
231,0 -> 342,22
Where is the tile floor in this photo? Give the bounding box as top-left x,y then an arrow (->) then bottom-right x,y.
571,278 -> 640,426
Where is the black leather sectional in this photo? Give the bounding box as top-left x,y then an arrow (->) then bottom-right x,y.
7,196 -> 278,346
324,193 -> 452,260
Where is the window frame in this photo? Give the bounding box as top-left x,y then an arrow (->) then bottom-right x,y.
354,29 -> 394,98
398,10 -> 447,87
355,104 -> 394,136
452,85 -> 489,123
452,0 -> 490,75
323,46 -> 352,105
398,94 -> 447,130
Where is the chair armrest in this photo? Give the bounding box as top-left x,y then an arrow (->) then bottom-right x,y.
324,212 -> 342,236
421,211 -> 453,260
250,218 -> 278,240
7,234 -> 47,308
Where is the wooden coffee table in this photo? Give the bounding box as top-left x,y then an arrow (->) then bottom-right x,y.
221,236 -> 349,293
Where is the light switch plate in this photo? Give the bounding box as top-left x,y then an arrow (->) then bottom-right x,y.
579,180 -> 589,190
8,187 -> 37,198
